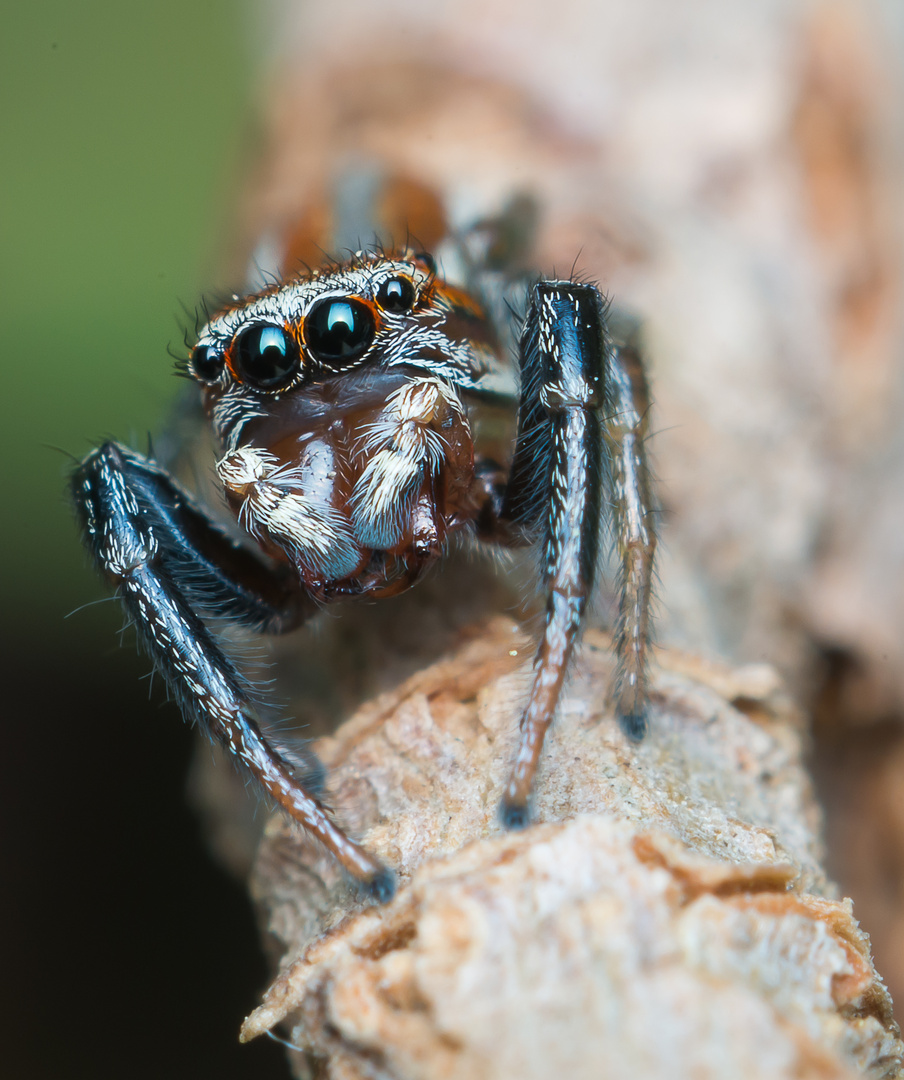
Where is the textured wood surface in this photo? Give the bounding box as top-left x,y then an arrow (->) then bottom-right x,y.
237,620 -> 901,1079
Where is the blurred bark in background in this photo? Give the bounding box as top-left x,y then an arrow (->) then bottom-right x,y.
236,0 -> 904,720
189,0 -> 904,1071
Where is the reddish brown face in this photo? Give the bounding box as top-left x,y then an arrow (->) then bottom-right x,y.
189,252 -> 512,600
212,368 -> 478,598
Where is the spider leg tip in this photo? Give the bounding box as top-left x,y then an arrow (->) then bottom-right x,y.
363,866 -> 397,904
618,710 -> 648,742
499,798 -> 531,831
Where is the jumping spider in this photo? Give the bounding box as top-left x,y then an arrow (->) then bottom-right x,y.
73,245 -> 656,901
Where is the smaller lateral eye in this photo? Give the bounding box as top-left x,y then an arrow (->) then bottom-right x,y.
190,344 -> 224,383
376,276 -> 415,313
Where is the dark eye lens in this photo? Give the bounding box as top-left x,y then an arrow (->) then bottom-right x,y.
234,324 -> 299,389
376,276 -> 415,313
413,251 -> 436,275
190,344 -> 224,383
305,297 -> 375,365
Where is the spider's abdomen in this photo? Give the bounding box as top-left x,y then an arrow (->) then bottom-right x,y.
214,368 -> 477,599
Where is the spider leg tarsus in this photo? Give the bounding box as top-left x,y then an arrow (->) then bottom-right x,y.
499,798 -> 531,831
618,710 -> 648,742
362,867 -> 397,904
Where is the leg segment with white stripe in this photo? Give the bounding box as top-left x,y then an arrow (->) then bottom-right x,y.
72,441 -> 394,900
499,282 -> 606,827
497,287 -> 657,825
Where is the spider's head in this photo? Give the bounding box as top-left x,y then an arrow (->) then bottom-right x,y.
184,251 -> 493,598
186,251 -> 439,400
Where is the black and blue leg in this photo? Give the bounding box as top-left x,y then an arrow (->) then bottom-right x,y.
493,281 -> 656,827
72,441 -> 395,900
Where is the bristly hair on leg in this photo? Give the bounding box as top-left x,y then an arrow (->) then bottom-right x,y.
601,313 -> 658,743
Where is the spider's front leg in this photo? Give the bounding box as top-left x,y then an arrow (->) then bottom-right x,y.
498,282 -> 656,827
72,442 -> 394,900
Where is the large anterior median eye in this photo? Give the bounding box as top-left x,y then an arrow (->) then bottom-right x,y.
234,324 -> 300,389
304,297 -> 375,365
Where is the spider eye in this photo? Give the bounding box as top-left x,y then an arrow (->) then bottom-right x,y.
376,276 -> 415,313
190,344 -> 224,383
304,297 -> 375,365
413,251 -> 436,275
234,324 -> 300,389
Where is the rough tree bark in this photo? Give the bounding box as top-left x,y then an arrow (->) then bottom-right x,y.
229,620 -> 900,1079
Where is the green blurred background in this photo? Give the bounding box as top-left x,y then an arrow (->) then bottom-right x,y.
1,2 -> 288,1076
2,1 -> 248,617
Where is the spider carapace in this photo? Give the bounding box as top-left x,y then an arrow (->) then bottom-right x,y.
73,247 -> 656,901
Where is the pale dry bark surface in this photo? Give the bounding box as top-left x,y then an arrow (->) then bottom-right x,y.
235,619 -> 901,1080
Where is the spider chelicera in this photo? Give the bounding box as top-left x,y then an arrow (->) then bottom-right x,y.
72,245 -> 656,901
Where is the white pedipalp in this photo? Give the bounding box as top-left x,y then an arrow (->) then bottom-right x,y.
217,446 -> 361,581
350,378 -> 467,549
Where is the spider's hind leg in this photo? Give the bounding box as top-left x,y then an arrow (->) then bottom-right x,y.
604,314 -> 657,741
72,441 -> 394,901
